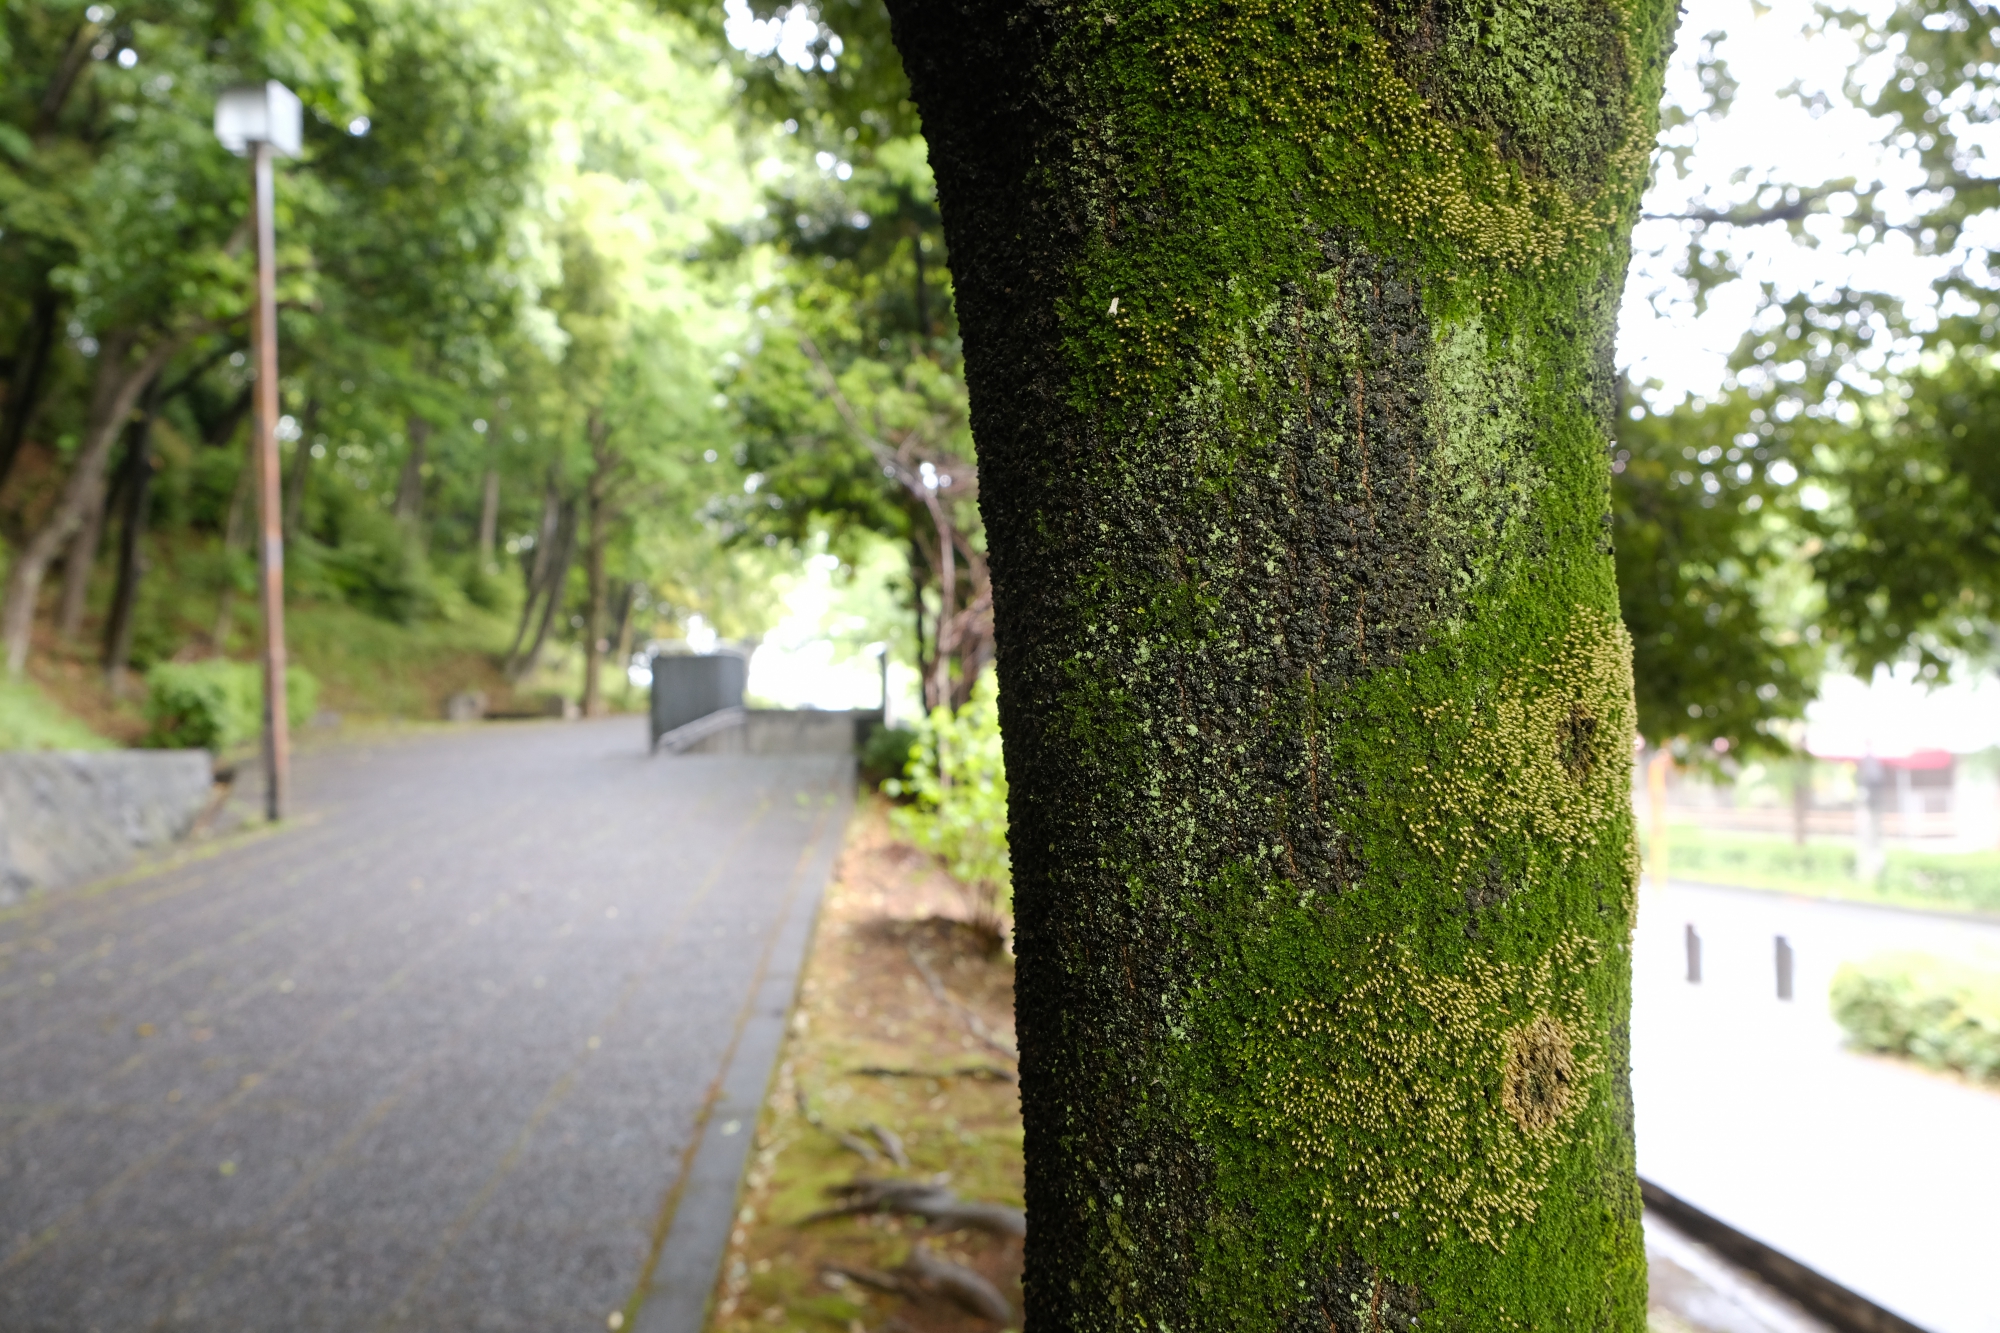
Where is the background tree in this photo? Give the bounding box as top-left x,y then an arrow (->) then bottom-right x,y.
703,1 -> 992,707
1621,0 -> 2000,725
885,0 -> 1676,1328
0,0 -> 768,727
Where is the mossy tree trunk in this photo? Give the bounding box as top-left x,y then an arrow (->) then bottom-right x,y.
883,1 -> 1677,1328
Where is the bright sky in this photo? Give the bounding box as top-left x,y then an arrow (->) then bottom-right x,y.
1620,0 -> 2000,405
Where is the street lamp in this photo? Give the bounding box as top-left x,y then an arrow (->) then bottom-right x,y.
215,81 -> 301,821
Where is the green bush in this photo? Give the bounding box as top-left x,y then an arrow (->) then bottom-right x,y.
145,660 -> 320,751
858,722 -> 919,790
1831,953 -> 2000,1082
311,499 -> 440,624
1652,824 -> 2000,917
886,670 -> 1010,942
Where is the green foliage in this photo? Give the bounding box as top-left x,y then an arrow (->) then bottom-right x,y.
143,661 -> 319,752
1613,396 -> 1820,751
306,501 -> 440,625
1645,823 -> 2000,918
0,676 -> 111,751
1806,355 -> 2000,676
857,721 -> 918,790
1832,953 -> 2000,1083
1,0 -> 773,697
887,669 -> 1009,931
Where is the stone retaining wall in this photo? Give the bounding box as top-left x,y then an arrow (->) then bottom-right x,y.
0,751 -> 215,903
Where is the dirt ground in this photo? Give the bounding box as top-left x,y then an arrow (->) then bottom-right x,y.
703,796 -> 1025,1333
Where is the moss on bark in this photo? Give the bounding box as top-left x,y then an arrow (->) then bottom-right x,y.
883,0 -> 1677,1327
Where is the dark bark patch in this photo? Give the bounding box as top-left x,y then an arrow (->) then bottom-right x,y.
1558,704 -> 1599,780
1289,1254 -> 1429,1333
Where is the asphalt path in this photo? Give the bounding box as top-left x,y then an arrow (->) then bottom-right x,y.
1633,877 -> 2000,1333
0,719 -> 850,1333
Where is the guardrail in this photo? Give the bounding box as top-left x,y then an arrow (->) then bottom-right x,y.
1641,1178 -> 1929,1333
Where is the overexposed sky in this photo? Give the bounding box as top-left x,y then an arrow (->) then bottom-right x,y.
1620,0 -> 2000,405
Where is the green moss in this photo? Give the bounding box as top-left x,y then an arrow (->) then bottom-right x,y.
885,0 -> 1677,1327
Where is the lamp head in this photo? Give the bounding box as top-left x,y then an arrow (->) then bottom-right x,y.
214,81 -> 302,159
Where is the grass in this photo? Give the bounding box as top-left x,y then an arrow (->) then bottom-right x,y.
1649,822 -> 2000,918
0,673 -> 114,751
691,797 -> 1024,1333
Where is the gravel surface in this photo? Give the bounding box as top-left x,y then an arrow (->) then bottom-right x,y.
0,718 -> 850,1333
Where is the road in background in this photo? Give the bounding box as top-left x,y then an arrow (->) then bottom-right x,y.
1633,878 -> 2000,1333
0,719 -> 848,1333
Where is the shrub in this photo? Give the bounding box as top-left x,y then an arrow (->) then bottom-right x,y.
858,722 -> 919,790
145,661 -> 320,751
312,499 -> 440,624
1831,953 -> 2000,1083
887,670 -> 1010,947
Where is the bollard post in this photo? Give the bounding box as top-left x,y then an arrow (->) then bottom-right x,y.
1685,924 -> 1701,984
1775,935 -> 1793,1001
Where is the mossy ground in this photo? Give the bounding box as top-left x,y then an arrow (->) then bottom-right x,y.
702,798 -> 1026,1333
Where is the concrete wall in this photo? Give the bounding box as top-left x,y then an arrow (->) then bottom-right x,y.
0,751 -> 215,903
649,652 -> 749,750
669,709 -> 877,757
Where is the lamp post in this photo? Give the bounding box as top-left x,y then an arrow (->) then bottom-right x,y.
215,81 -> 301,821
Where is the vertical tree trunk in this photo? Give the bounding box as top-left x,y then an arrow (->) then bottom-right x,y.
609,580 -> 638,704
54,470 -> 112,640
478,464 -> 501,569
395,414 -> 430,531
103,380 -> 162,693
884,2 -> 1675,1328
283,398 -> 317,540
505,472 -> 564,670
513,499 -> 575,682
581,466 -> 608,717
211,447 -> 255,655
2,331 -> 179,674
0,288 -> 62,491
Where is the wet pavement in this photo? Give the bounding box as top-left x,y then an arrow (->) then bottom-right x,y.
1634,878 -> 2000,1333
0,719 -> 849,1333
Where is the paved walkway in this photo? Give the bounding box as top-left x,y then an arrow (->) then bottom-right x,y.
1634,878 -> 2000,1333
0,719 -> 849,1333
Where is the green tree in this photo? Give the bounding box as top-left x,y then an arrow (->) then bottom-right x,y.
1627,1 -> 2000,686
886,0 -> 1676,1327
710,5 -> 994,707
1613,393 -> 1820,751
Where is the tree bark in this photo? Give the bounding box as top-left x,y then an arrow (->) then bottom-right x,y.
581,413 -> 611,717
609,580 -> 638,705
0,288 -> 62,491
210,449 -> 255,655
884,2 -> 1674,1328
395,415 -> 430,533
103,380 -> 162,693
54,467 -> 111,640
505,472 -> 564,670
2,332 -> 181,674
514,499 -> 575,682
283,398 -> 317,541
478,464 -> 501,569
